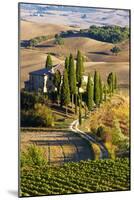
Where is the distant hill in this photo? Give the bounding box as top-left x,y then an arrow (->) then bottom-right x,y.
20,20 -> 74,40
20,3 -> 129,28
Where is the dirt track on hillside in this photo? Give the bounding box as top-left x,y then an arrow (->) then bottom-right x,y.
21,129 -> 94,165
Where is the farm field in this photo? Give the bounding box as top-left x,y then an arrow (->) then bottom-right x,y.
20,20 -> 74,40
20,158 -> 130,196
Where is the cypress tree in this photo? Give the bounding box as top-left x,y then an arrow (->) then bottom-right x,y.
75,94 -> 78,114
68,54 -> 76,108
94,71 -> 100,107
53,70 -> 61,104
76,50 -> 83,89
45,54 -> 53,69
78,95 -> 82,125
103,84 -> 107,102
99,74 -> 103,104
60,69 -> 70,114
86,73 -> 94,111
82,56 -> 85,73
114,73 -> 117,90
107,72 -> 114,94
65,56 -> 69,73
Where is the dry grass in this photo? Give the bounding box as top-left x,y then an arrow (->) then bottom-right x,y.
84,61 -> 129,87
37,37 -> 112,59
80,94 -> 129,157
37,37 -> 129,62
20,20 -> 72,40
83,95 -> 129,133
20,21 -> 129,92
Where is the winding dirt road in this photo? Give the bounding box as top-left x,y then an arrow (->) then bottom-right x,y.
69,119 -> 109,159
21,128 -> 94,166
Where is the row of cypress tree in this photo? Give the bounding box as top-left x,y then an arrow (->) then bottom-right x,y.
48,52 -> 117,116
60,50 -> 84,114
86,71 -> 117,113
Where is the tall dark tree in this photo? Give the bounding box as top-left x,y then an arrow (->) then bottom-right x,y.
94,71 -> 100,107
76,50 -> 83,89
114,73 -> 117,90
99,74 -> 103,104
103,84 -> 107,102
65,56 -> 69,73
75,94 -> 78,114
53,70 -> 61,105
68,54 -> 76,108
86,73 -> 94,111
45,54 -> 53,69
60,69 -> 70,114
107,72 -> 114,94
78,95 -> 82,125
82,56 -> 85,73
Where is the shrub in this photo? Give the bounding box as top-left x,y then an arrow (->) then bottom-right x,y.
21,104 -> 54,127
29,39 -> 38,47
21,110 -> 43,127
34,103 -> 54,127
54,34 -> 64,45
21,91 -> 36,110
21,91 -> 46,110
110,46 -> 121,55
21,144 -> 47,168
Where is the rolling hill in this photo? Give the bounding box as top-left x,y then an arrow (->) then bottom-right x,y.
37,37 -> 129,62
20,20 -> 78,40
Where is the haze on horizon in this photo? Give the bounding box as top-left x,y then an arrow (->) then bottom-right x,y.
20,3 -> 129,29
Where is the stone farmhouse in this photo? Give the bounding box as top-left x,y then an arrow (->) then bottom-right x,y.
25,63 -> 88,93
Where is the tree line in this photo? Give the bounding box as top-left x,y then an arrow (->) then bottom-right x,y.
23,34 -> 64,48
88,25 -> 129,44
59,25 -> 129,44
51,51 -> 118,124
23,25 -> 129,48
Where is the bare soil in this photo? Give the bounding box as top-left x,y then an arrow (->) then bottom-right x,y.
21,129 -> 93,166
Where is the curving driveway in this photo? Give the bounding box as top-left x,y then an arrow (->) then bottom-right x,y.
21,128 -> 94,166
69,119 -> 109,159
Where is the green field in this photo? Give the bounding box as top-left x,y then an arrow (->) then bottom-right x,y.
20,158 -> 130,197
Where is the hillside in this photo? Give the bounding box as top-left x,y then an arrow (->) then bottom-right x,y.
37,37 -> 129,62
20,21 -> 129,89
84,62 -> 129,87
20,20 -> 77,40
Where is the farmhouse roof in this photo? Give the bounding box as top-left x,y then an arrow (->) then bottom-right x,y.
30,63 -> 64,76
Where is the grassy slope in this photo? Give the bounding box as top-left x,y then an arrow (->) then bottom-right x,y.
79,94 -> 129,158
84,61 -> 129,87
20,20 -> 76,40
37,37 -> 129,62
20,21 -> 129,90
